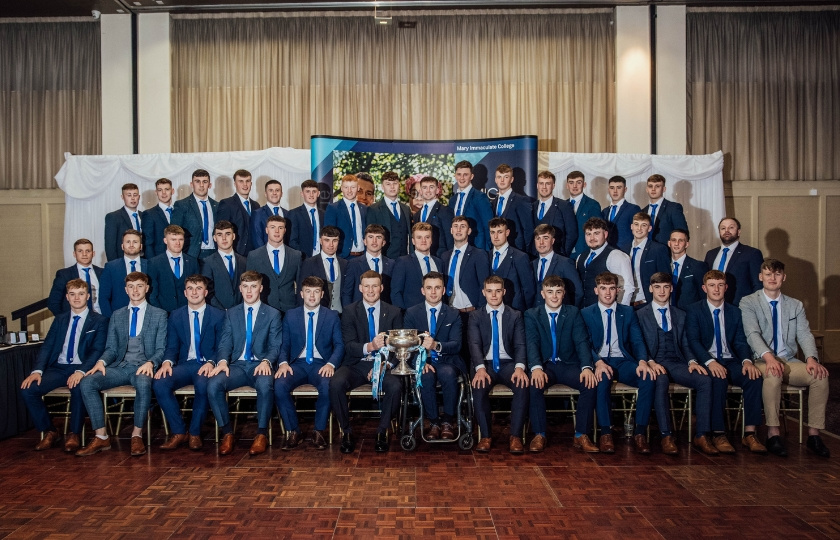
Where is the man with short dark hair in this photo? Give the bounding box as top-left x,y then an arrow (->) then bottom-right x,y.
298,226 -> 347,312
99,229 -> 148,317
246,215 -> 302,315
216,169 -> 261,256
47,239 -> 103,316
288,179 -> 324,258
668,228 -> 709,309
325,174 -> 368,258
575,217 -> 635,307
532,224 -> 582,307
391,223 -> 442,310
448,161 -> 493,250
624,212 -> 670,307
492,164 -> 535,255
704,217 -> 764,306
251,179 -> 290,249
355,172 -> 376,207
367,171 -> 412,260
148,225 -> 200,313
142,178 -> 174,258
341,224 -> 394,306
442,216 -> 490,312
602,175 -> 641,253
172,169 -> 219,259
566,171 -> 602,258
105,183 -> 143,262
534,170 -> 578,257
488,217 -> 535,312
413,176 -> 454,257
200,220 -> 246,309
643,174 -> 688,246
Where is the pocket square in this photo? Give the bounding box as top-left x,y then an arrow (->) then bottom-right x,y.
683,274 -> 694,279
85,329 -> 96,334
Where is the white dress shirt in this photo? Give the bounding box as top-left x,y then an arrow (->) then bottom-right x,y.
123,255 -> 142,275
126,301 -> 149,337
705,301 -> 734,364
414,251 -> 438,273
762,292 -> 789,359
194,194 -> 215,250
266,243 -> 285,274
496,188 -> 512,216
76,263 -> 101,314
237,300 -> 262,361
52,308 -> 90,369
596,302 -> 623,359
342,198 -> 364,250
158,201 -> 174,223
584,244 -> 636,305
448,243 -> 472,310
713,240 -> 740,272
478,304 -> 524,370
362,300 -> 382,355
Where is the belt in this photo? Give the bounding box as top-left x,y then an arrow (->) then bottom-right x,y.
349,251 -> 364,257
631,300 -> 647,307
458,307 -> 476,313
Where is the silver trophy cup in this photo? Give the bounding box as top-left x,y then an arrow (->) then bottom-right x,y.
384,329 -> 429,376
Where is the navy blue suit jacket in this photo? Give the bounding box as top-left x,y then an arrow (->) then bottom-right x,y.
298,253 -> 348,308
218,302 -> 282,366
449,188 -> 493,250
250,205 -> 291,250
468,306 -> 525,373
532,254 -> 583,307
287,204 -> 324,258
200,251 -> 246,309
636,304 -> 694,363
534,196 -> 578,257
391,253 -> 442,310
324,200 -> 368,258
99,257 -> 149,317
685,300 -> 752,363
341,300 -> 402,368
141,205 -> 170,258
340,254 -> 393,306
246,245 -> 302,313
367,198 -> 412,260
216,194 -> 261,256
570,194 -> 603,257
34,311 -> 108,373
643,199 -> 688,246
673,256 -> 709,310
403,303 -> 464,370
279,305 -> 344,367
625,240 -> 671,303
171,194 -> 219,258
494,192 -> 535,255
581,303 -> 648,363
147,252 -> 200,313
704,243 -> 764,306
47,265 -> 104,316
602,201 -> 642,253
104,208 -> 139,261
163,304 -> 228,364
441,245 -> 489,309
524,305 -> 592,371
412,202 -> 454,258
491,246 -> 535,312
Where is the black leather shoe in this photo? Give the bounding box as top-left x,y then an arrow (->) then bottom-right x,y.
340,432 -> 355,454
281,430 -> 300,451
807,435 -> 831,458
374,432 -> 389,453
766,435 -> 788,457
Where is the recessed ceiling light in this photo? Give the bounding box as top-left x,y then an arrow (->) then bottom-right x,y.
155,0 -> 164,4
133,1 -> 141,5
116,8 -> 125,12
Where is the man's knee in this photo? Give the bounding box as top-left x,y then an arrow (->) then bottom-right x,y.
254,375 -> 273,394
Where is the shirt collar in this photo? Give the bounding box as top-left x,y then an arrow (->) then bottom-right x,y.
493,242 -> 510,255
673,253 -> 687,265
611,199 -> 625,208
707,300 -> 724,313
485,303 -> 505,315
70,307 -> 90,319
457,184 -> 473,196
426,301 -> 443,312
721,240 -> 740,250
538,251 -> 554,264
158,201 -> 173,211
763,291 -> 782,303
266,242 -> 284,251
303,202 -> 318,212
569,193 -> 583,203
362,300 -> 381,312
632,237 -> 648,249
129,300 -> 148,310
218,248 -> 234,257
193,193 -> 208,203
498,188 -> 512,198
76,262 -> 93,271
165,250 -> 182,259
589,243 -> 607,257
649,197 -> 663,206
124,206 -> 139,215
544,304 -> 562,316
598,302 -> 617,313
651,300 -> 669,310
189,303 -> 207,316
237,194 -> 250,204
244,300 -> 262,312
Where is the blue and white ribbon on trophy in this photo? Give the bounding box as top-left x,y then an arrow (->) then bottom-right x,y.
413,346 -> 428,389
370,346 -> 390,400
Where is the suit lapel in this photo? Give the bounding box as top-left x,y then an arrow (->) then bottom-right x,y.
314,307 -> 326,341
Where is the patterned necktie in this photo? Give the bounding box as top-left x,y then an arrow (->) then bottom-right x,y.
493,251 -> 500,271
67,315 -> 81,363
368,307 -> 376,342
132,212 -> 141,232
310,208 -> 318,254
423,256 -> 431,274
327,257 -> 336,282
446,249 -> 461,296
391,201 -> 400,221
350,202 -> 358,249
456,192 -> 465,216
306,311 -> 315,364
539,257 -> 547,283
200,200 -> 209,244
496,196 -> 505,217
604,308 -> 613,360
713,308 -> 723,360
422,204 -> 429,223
171,257 -> 181,279
129,307 -> 139,338
372,258 -> 380,273
225,255 -> 234,280
273,250 -> 281,275
538,202 -> 546,220
718,247 -> 730,271
273,206 -> 279,216
193,310 -> 202,361
245,307 -> 254,361
770,300 -> 779,355
491,310 -> 500,372
429,307 -> 437,360
82,268 -> 93,311
658,308 -> 669,332
549,312 -> 558,363
130,260 -> 136,273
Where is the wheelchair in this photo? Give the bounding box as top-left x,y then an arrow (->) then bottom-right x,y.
397,368 -> 475,451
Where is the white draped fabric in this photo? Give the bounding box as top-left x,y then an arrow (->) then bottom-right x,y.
55,147 -> 723,265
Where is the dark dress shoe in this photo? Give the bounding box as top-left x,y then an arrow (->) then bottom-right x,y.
599,434 -> 615,453
63,433 -> 81,453
661,435 -> 679,455
574,434 -> 600,453
281,431 -> 300,451
427,424 -> 441,440
476,437 -> 492,453
509,436 -> 524,454
440,422 -> 455,440
219,433 -> 236,455
340,432 -> 355,454
766,435 -> 788,457
741,433 -> 767,454
633,434 -> 651,454
693,434 -> 719,456
807,435 -> 831,458
189,435 -> 203,451
374,432 -> 389,453
160,433 -> 189,450
249,434 -> 269,455
313,430 -> 328,450
35,431 -> 61,451
529,434 -> 546,453
130,436 -> 147,456
76,436 -> 112,457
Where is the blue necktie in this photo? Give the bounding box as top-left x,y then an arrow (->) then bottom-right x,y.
770,300 -> 779,355
672,261 -> 679,286
648,203 -> 658,238
350,202 -> 358,249
245,307 -> 254,361
129,307 -> 139,338
421,204 -> 429,223
306,311 -> 315,364
82,268 -> 93,311
391,202 -> 400,221
368,307 -> 376,342
604,308 -> 613,360
631,247 -> 639,268
132,212 -> 141,231
585,252 -> 596,268
538,202 -> 546,220
273,206 -> 279,216
718,247 -> 730,271
446,249 -> 461,296
130,260 -> 137,273
429,307 -> 437,360
225,255 -> 234,280
327,257 -> 335,282
310,208 -> 318,254
165,206 -> 172,222
273,249 -> 280,275
200,200 -> 209,244
193,310 -> 202,361
609,205 -> 617,222
491,310 -> 500,372
424,255 -> 431,274
171,257 -> 181,279
549,312 -> 558,363
244,200 -> 251,215
713,308 -> 723,360
570,198 -> 576,213
658,308 -> 669,332
456,192 -> 465,216
496,196 -> 504,217
66,315 -> 81,363
372,258 -> 380,273
493,251 -> 500,271
539,257 -> 547,283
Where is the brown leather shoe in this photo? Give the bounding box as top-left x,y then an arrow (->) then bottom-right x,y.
76,436 -> 112,457
35,431 -> 61,451
440,422 -> 455,440
130,436 -> 146,456
160,433 -> 189,451
509,436 -> 525,454
661,435 -> 679,455
249,434 -> 269,456
427,424 -> 441,440
219,433 -> 235,455
529,434 -> 547,453
312,430 -> 327,450
599,434 -> 615,454
189,435 -> 203,451
572,434 -> 599,453
64,433 -> 81,453
693,434 -> 720,455
476,437 -> 492,453
712,434 -> 736,454
633,434 -> 651,454
741,433 -> 768,454
281,431 -> 300,451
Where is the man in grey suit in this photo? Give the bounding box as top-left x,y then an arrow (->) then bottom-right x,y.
172,168 -> 219,259
208,271 -> 282,456
740,258 -> 830,457
76,272 -> 167,457
246,215 -> 302,315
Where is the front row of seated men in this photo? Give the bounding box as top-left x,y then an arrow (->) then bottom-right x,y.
22,257 -> 830,458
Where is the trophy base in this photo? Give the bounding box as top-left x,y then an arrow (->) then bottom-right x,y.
391,361 -> 414,376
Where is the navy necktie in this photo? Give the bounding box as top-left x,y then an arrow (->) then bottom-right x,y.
273,206 -> 279,216
491,310 -> 500,372
327,257 -> 336,282
429,307 -> 437,360
713,308 -> 723,360
446,249 -> 461,296
549,312 -> 558,363
306,311 -> 315,364
368,307 -> 376,343
273,249 -> 280,275
130,260 -> 137,273
423,255 -> 431,274
66,315 -> 81,363
391,201 -> 400,221
225,255 -> 234,280
193,310 -> 202,361
456,192 -> 465,216
718,247 -> 730,271
310,208 -> 318,254
171,257 -> 181,279
129,307 -> 139,337
539,257 -> 547,283
245,307 -> 254,361
132,212 -> 141,232
604,308 -> 613,360
82,268 -> 93,311
658,308 -> 669,332
770,300 -> 779,355
200,200 -> 209,244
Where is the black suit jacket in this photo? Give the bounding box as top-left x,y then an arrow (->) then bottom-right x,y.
494,192 -> 535,255
532,254 -> 583,307
524,305 -> 592,371
34,311 -> 109,373
298,253 -> 348,308
341,300 -> 403,368
625,240 -> 671,303
104,208 -> 139,261
341,254 -> 393,306
250,205 -> 291,250
246,245 -> 302,313
534,196 -> 578,257
412,202 -> 454,258
703,243 -> 764,306
673,256 -> 709,310
490,246 -> 535,312
441,245 -> 490,309
287,204 -> 324,258
403,303 -> 464,370
636,304 -> 695,364
200,251 -> 246,309
685,300 -> 753,363
47,265 -> 104,316
468,306 -> 526,373
216,194 -> 261,256
602,201 -> 642,253
367,198 -> 412,260
141,205 -> 170,258
148,252 -> 200,313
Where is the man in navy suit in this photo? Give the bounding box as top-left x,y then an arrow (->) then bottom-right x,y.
566,171 -> 603,258
298,226 -> 347,312
491,163 -> 534,255
668,228 -> 709,309
330,271 -> 403,453
625,212 -> 671,307
209,271 -> 282,456
534,170 -> 578,257
341,224 -> 394,306
602,175 -> 641,253
153,275 -> 227,451
148,225 -> 200,313
288,179 -> 324,258
488,217 -> 535,312
582,272 -> 661,454
704,217 -> 764,306
47,238 -> 103,316
251,179 -> 290,249
413,176 -> 454,258
99,229 -> 147,317
532,224 -> 582,307
367,171 -> 412,260
685,270 -> 767,455
172,169 -> 219,259
442,216 -> 490,313
526,276 -> 599,453
324,174 -> 368,258
642,174 -> 688,246
20,279 -> 108,453
470,276 -> 529,454
246,215 -> 302,315
200,220 -> 246,309
575,217 -> 636,307
391,223 -> 442,310
449,161 -> 493,250
104,183 -> 144,262
403,272 -> 463,441
142,178 -> 174,259
216,169 -> 261,256
274,276 -> 344,450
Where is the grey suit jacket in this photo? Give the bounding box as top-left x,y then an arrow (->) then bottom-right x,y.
99,304 -> 168,368
217,302 -> 282,366
739,290 -> 818,361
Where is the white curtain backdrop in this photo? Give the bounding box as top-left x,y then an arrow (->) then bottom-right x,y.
55,148 -> 723,265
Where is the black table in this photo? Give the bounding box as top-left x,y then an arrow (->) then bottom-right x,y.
0,343 -> 41,440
